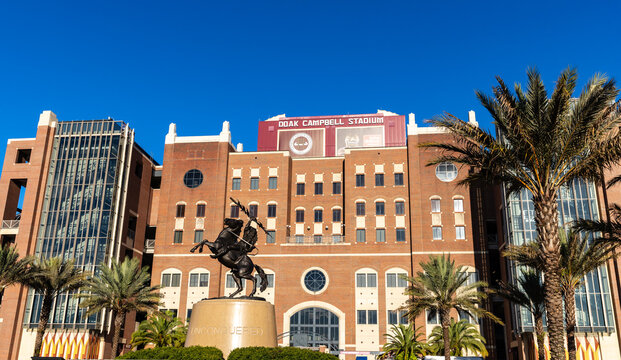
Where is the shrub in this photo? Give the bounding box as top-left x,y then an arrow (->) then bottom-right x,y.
227,346 -> 338,360
117,346 -> 223,360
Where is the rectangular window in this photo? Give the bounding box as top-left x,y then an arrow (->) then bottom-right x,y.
314,235 -> 322,243
314,182 -> 323,195
456,226 -> 466,240
250,177 -> 259,190
426,310 -> 440,325
232,178 -> 241,190
376,202 -> 385,215
249,204 -> 258,217
376,229 -> 386,242
396,228 -> 406,242
230,205 -> 239,218
267,204 -> 277,218
395,201 -> 405,215
266,230 -> 276,243
196,204 -> 206,217
194,230 -> 203,244
226,274 -> 236,288
431,199 -> 441,213
189,273 -> 198,287
356,174 -> 365,187
387,273 -> 396,287
268,177 -> 277,189
176,204 -> 185,218
295,210 -> 304,223
295,235 -> 304,243
332,208 -> 341,222
314,209 -> 323,222
356,229 -> 366,243
394,173 -> 404,186
357,310 -> 367,324
356,273 -> 366,287
356,203 -> 365,216
296,183 -> 305,195
171,273 -> 181,287
388,310 -> 398,325
459,309 -> 475,323
433,226 -> 443,240
173,230 -> 183,244
399,310 -> 408,324
454,198 -> 464,212
199,273 -> 209,287
162,273 -> 171,287
368,310 -> 378,324
254,273 -> 274,288
398,275 -> 408,287
367,273 -> 377,287
186,309 -> 192,320
332,182 -> 341,194
375,173 -> 384,186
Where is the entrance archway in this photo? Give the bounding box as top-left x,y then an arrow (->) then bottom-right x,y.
289,307 -> 339,351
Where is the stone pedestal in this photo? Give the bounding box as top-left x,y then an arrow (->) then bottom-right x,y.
185,298 -> 277,357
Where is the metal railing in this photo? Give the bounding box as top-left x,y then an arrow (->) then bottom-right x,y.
284,235 -> 345,245
1,220 -> 19,229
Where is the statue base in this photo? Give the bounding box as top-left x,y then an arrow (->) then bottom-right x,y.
185,297 -> 277,357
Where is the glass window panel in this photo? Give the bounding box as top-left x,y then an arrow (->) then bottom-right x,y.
375,173 -> 384,186
268,177 -> 277,189
356,273 -> 366,287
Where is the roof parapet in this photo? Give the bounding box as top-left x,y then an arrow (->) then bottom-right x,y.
165,121 -> 232,145
38,110 -> 58,128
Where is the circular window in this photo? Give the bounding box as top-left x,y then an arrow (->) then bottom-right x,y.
183,169 -> 203,188
303,269 -> 327,293
435,162 -> 458,182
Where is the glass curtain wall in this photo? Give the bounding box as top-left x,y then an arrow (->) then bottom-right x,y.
504,179 -> 615,332
23,119 -> 130,329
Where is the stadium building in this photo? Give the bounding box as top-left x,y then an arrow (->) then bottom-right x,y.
0,110 -> 620,359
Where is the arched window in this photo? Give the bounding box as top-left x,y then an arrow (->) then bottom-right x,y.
161,268 -> 182,288
289,308 -> 339,351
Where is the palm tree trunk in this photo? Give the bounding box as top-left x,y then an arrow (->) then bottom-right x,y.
440,309 -> 451,360
564,287 -> 577,360
533,193 -> 566,360
33,294 -> 53,357
111,311 -> 125,358
535,315 -> 546,360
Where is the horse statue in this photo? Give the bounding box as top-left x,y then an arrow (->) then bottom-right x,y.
190,203 -> 269,298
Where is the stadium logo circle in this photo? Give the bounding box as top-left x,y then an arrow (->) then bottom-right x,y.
289,133 -> 313,155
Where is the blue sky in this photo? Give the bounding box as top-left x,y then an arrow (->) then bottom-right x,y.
1,0 -> 619,164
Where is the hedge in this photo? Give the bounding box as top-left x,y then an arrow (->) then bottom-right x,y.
227,346 -> 338,360
117,346 -> 223,360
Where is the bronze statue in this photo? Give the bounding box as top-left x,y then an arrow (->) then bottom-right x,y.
190,198 -> 269,298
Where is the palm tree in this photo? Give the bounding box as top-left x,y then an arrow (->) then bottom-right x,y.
78,258 -> 161,358
26,257 -> 87,357
420,68 -> 621,359
497,270 -> 546,360
130,310 -> 186,349
427,319 -> 488,357
401,255 -> 500,360
574,203 -> 621,242
504,230 -> 618,360
379,324 -> 427,360
0,245 -> 31,304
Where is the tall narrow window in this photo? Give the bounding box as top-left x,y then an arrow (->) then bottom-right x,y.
454,199 -> 464,212
356,229 -> 366,243
196,204 -> 206,217
268,177 -> 277,189
332,208 -> 342,222
431,199 -> 441,213
395,201 -> 405,215
396,228 -> 406,242
250,177 -> 259,190
368,310 -> 378,324
249,204 -> 258,217
176,204 -> 185,218
375,173 -> 384,186
314,182 -> 323,195
456,226 -> 466,240
376,202 -> 385,215
388,310 -> 398,325
296,183 -> 305,195
230,205 -> 239,218
356,174 -> 365,187
332,182 -> 341,194
232,178 -> 241,190
194,230 -> 203,243
357,310 -> 367,324
376,229 -> 386,242
267,204 -> 277,218
173,230 -> 183,244
432,226 -> 442,240
296,210 -> 304,223
394,173 -> 404,186
356,202 -> 365,216
314,209 -> 323,222
266,230 -> 276,243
